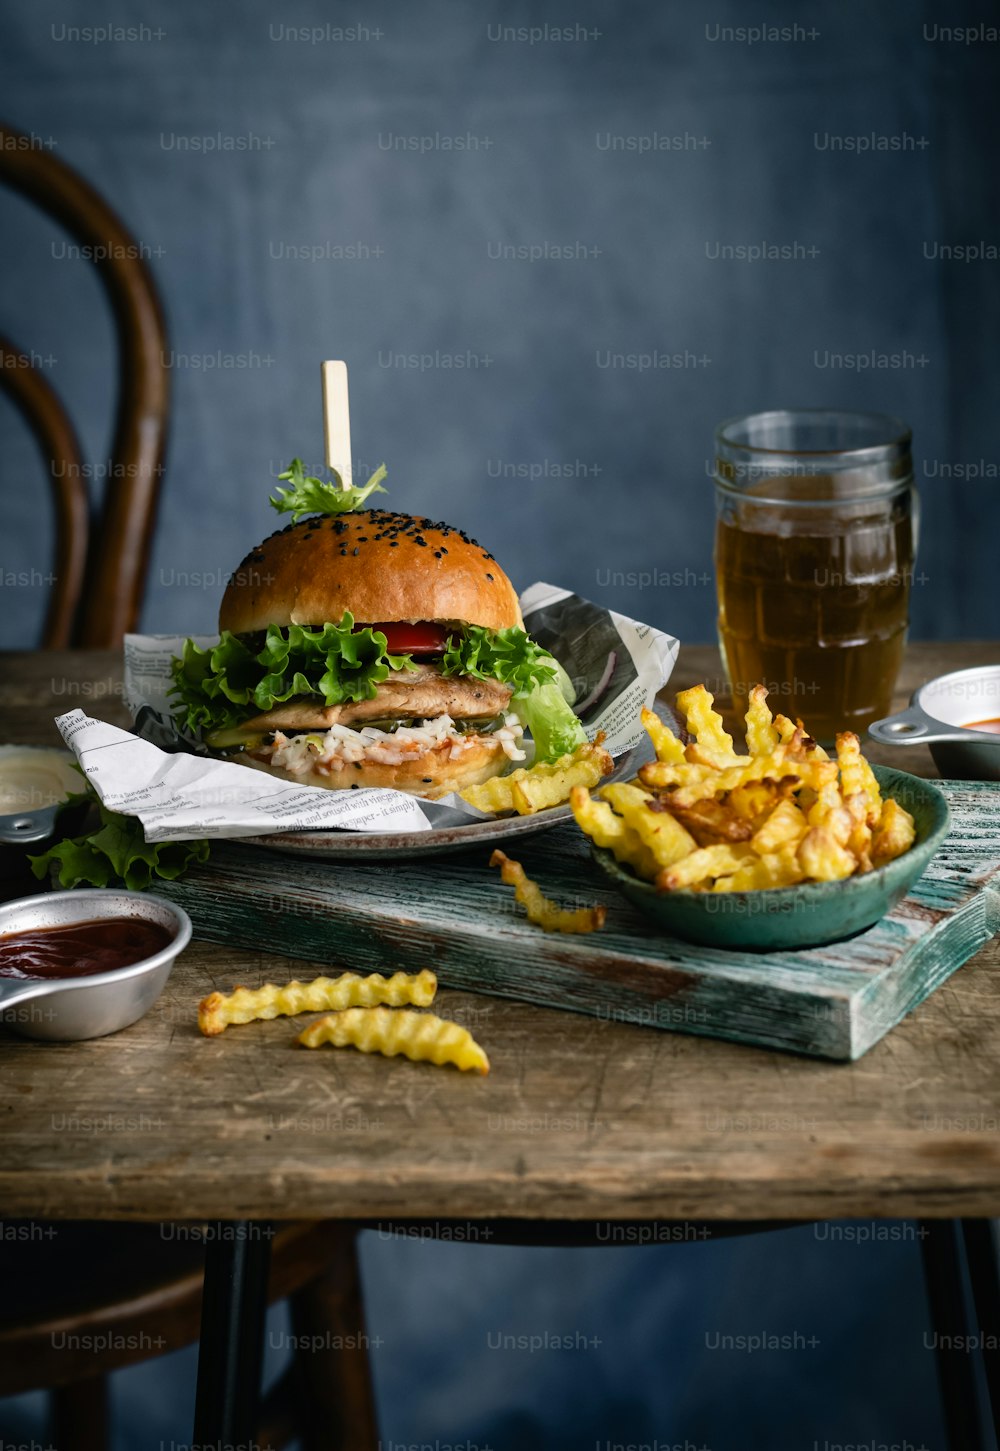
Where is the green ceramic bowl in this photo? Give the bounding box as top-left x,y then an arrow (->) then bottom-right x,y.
590,765 -> 951,951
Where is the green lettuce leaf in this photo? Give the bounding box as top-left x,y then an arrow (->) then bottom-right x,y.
30,801 -> 210,892
170,614 -> 416,733
270,458 -> 388,521
170,610 -> 587,764
440,626 -> 585,761
440,626 -> 558,695
513,677 -> 588,763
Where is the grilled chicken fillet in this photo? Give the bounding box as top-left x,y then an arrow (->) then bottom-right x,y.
243,664 -> 514,732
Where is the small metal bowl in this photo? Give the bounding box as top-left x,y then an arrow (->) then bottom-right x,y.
0,745 -> 90,902
0,890 -> 191,1041
590,766 -> 951,951
869,665 -> 1000,780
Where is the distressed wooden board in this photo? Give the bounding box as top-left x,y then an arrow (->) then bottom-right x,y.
152,779 -> 1000,1062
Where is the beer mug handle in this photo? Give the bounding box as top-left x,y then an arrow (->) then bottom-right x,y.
910,484 -> 921,559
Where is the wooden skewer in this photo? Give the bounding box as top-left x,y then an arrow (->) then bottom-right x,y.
321,360 -> 352,489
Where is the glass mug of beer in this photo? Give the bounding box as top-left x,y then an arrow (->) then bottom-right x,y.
713,409 -> 917,742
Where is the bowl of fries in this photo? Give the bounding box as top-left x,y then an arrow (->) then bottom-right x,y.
571,685 -> 952,950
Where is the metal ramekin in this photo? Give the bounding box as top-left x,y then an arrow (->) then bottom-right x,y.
869,664 -> 1000,780
0,890 -> 191,1041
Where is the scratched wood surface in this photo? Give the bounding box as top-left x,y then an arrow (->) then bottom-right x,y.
2,643 -> 1000,1222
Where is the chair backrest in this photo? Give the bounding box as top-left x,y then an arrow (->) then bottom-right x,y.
0,123 -> 169,647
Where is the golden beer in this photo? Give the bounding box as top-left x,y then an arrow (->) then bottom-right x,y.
713,411 -> 916,742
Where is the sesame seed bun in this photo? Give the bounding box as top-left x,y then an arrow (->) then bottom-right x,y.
220,510 -> 523,635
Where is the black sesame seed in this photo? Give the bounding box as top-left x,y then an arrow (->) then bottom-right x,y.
422,777 -> 433,783
486,572 -> 494,580
353,547 -> 359,555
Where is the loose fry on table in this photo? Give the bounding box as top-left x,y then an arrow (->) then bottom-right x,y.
460,740 -> 612,816
299,1007 -> 490,1075
641,705 -> 685,764
600,782 -> 698,869
744,685 -> 780,758
871,796 -> 916,865
490,850 -> 607,933
198,969 -> 437,1037
570,787 -> 660,879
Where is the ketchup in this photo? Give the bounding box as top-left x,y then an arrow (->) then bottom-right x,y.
0,919 -> 173,981
965,719 -> 1000,736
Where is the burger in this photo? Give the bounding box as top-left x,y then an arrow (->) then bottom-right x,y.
169,461 -> 586,799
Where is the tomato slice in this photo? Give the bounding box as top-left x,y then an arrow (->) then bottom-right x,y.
367,621 -> 449,655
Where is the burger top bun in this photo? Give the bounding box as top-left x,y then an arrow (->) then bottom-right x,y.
220,509 -> 523,636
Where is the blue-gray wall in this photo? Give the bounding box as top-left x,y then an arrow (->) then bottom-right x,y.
2,0 -> 999,649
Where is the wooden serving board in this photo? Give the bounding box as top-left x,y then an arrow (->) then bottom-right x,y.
153,779 -> 1000,1061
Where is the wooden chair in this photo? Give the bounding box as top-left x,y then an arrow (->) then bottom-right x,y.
0,121 -> 169,647
0,1220 -> 377,1451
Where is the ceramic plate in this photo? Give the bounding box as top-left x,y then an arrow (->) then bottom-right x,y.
237,742 -> 647,861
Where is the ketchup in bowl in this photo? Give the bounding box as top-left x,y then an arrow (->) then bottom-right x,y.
965,719 -> 1000,735
0,919 -> 173,981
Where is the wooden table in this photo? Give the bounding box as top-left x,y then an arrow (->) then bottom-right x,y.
4,642 -> 1000,1223
3,643 -> 1000,1447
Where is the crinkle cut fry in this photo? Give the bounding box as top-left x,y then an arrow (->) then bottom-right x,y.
599,782 -> 698,868
299,1007 -> 490,1075
490,849 -> 607,933
198,969 -> 437,1036
641,705 -> 685,764
667,755 -> 837,809
836,731 -> 882,825
676,684 -> 740,766
570,786 -> 660,878
744,684 -> 780,757
460,739 -> 612,816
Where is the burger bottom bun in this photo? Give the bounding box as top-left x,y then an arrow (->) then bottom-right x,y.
230,734 -> 510,802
